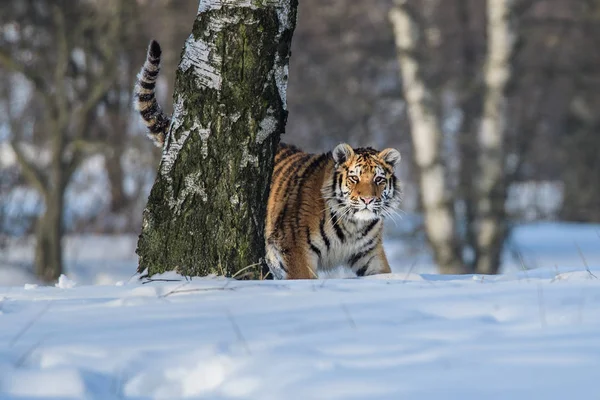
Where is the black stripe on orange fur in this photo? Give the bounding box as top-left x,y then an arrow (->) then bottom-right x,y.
331,214 -> 345,242
349,239 -> 377,266
362,219 -> 379,236
319,218 -> 330,250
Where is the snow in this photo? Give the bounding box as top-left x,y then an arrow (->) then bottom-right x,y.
1,235 -> 140,287
0,222 -> 600,399
55,274 -> 76,289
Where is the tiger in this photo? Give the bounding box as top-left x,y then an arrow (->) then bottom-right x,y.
134,40 -> 403,279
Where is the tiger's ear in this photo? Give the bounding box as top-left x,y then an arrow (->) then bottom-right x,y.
333,143 -> 354,165
378,148 -> 401,168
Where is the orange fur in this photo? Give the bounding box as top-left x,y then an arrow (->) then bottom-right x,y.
134,40 -> 403,279
265,143 -> 402,279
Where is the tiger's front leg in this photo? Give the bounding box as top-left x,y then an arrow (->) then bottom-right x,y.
352,242 -> 391,277
265,243 -> 319,280
286,248 -> 319,279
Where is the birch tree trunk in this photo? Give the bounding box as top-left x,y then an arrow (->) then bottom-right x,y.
389,1 -> 466,274
136,0 -> 298,278
475,0 -> 514,274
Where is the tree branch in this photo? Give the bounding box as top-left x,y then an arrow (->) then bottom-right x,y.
9,141 -> 49,198
390,0 -> 427,61
71,0 -> 123,142
389,0 -> 466,274
51,3 -> 70,132
64,149 -> 85,181
393,0 -> 426,36
0,48 -> 50,103
512,0 -> 542,17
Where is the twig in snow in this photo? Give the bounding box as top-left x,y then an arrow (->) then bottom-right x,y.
231,262 -> 262,280
161,285 -> 235,298
340,303 -> 356,329
127,271 -> 141,283
10,302 -> 52,347
550,264 -> 563,283
403,241 -> 431,284
309,269 -> 325,291
14,334 -> 52,368
226,309 -> 251,355
402,259 -> 418,283
158,281 -> 192,298
161,281 -> 290,297
517,252 -> 530,282
0,288 -> 14,313
260,269 -> 272,280
142,278 -> 184,285
319,274 -> 329,290
137,268 -> 150,281
575,244 -> 597,279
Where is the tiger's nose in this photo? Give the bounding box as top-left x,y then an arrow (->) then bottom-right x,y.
361,197 -> 374,205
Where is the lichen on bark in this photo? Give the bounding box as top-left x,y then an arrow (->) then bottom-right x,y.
136,0 -> 298,278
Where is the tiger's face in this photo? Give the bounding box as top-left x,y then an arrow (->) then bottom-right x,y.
325,143 -> 402,222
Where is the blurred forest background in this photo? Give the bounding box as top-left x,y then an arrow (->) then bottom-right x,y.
1,0 -> 599,280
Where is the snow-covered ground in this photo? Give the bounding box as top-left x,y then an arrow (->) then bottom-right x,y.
0,222 -> 600,399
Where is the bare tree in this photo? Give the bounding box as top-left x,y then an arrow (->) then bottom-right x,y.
136,0 -> 299,278
474,0 -> 515,274
390,0 -> 466,274
0,0 -> 127,281
390,0 -> 518,274
1,0 -> 597,279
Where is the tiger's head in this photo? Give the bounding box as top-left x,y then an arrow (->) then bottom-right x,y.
324,143 -> 402,222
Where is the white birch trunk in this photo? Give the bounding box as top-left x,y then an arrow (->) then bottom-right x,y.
389,1 -> 466,274
137,0 -> 298,278
475,0 -> 515,274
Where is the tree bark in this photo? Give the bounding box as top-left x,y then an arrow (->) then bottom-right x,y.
474,0 -> 514,274
456,0 -> 482,271
389,0 -> 466,274
35,189 -> 64,282
136,0 -> 298,278
561,97 -> 600,223
106,149 -> 128,213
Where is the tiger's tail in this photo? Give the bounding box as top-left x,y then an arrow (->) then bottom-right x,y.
133,40 -> 171,147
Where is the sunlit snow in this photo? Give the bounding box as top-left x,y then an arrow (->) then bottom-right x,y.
1,222 -> 599,399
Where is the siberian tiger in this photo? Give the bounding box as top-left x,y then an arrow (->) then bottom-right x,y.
134,40 -> 403,279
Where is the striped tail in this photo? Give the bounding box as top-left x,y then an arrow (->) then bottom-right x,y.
133,40 -> 171,147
